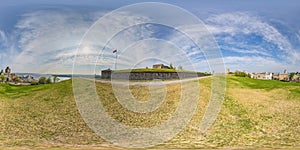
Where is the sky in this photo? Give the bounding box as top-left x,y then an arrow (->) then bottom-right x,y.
0,0 -> 299,74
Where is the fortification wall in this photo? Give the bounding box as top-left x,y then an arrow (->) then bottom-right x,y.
101,71 -> 204,80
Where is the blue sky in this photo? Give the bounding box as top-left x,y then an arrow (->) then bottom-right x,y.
0,0 -> 299,74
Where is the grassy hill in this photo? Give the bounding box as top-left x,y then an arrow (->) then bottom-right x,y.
0,76 -> 299,149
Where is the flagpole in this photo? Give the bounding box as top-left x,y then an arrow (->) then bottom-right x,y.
115,51 -> 117,70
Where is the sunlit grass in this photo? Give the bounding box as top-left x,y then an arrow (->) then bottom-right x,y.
1,76 -> 300,149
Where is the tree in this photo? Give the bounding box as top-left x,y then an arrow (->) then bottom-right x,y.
290,72 -> 295,78
290,72 -> 295,80
16,77 -> 21,83
169,63 -> 174,69
178,65 -> 183,70
11,74 -> 19,83
234,70 -> 248,77
53,75 -> 60,83
13,76 -> 21,83
0,74 -> 5,83
46,77 -> 52,84
39,77 -> 47,84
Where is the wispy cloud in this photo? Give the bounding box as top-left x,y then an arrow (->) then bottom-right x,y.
0,30 -> 7,45
9,9 -> 106,73
223,56 -> 292,73
1,8 -> 299,74
205,12 -> 299,60
203,12 -> 300,72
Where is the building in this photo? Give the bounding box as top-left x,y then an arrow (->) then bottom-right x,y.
152,64 -> 170,69
100,64 -> 206,80
278,74 -> 289,81
101,69 -> 112,79
291,73 -> 300,82
273,73 -> 279,80
251,72 -> 272,80
20,75 -> 36,83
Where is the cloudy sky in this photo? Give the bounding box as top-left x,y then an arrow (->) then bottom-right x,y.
0,0 -> 299,74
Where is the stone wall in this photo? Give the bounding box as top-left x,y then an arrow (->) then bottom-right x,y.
101,70 -> 205,80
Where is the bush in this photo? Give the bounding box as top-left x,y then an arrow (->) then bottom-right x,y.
38,77 -> 47,84
0,74 -> 5,83
204,72 -> 212,76
30,81 -> 39,85
234,71 -> 249,77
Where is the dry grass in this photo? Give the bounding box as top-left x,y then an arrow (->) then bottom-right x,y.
129,85 -> 151,102
96,82 -> 182,128
1,76 -> 300,149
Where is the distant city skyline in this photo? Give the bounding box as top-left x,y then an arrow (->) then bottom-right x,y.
0,0 -> 299,74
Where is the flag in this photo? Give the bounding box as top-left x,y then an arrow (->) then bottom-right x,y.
113,49 -> 117,53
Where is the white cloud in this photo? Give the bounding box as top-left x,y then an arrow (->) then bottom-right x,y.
75,11 -> 155,74
297,30 -> 300,42
222,56 -> 300,73
0,30 -> 7,45
159,24 -> 225,72
10,9 -> 101,73
0,30 -> 18,69
0,30 -> 7,66
3,9 -> 299,74
221,45 -> 271,56
9,8 -> 184,74
205,12 -> 299,62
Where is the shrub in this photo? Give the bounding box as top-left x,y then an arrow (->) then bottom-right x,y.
0,74 -> 5,83
30,81 -> 39,85
38,77 -> 47,84
234,71 -> 249,77
46,77 -> 52,84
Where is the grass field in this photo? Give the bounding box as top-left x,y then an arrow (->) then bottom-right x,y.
0,76 -> 299,149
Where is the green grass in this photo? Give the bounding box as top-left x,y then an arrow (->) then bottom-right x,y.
229,76 -> 300,91
0,80 -> 106,149
229,76 -> 300,99
1,77 -> 300,149
0,83 -> 46,98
